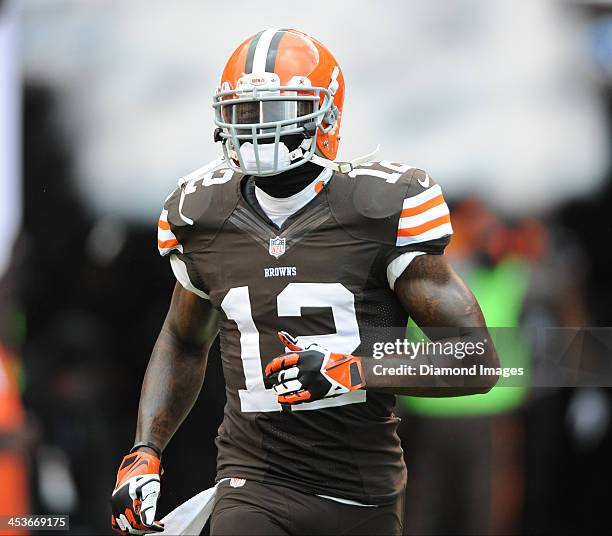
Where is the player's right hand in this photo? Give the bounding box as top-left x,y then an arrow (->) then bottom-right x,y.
266,331 -> 365,405
111,449 -> 164,535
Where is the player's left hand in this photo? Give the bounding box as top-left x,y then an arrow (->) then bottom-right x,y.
111,449 -> 164,535
265,331 -> 365,405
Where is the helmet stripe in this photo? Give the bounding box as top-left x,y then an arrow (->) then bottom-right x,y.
252,28 -> 281,73
264,29 -> 287,73
244,30 -> 264,74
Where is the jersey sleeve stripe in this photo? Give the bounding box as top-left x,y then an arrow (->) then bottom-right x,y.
158,238 -> 180,249
397,214 -> 451,237
401,184 -> 442,209
158,209 -> 183,256
399,202 -> 449,230
396,181 -> 453,246
400,194 -> 445,217
396,222 -> 453,246
159,209 -> 170,224
157,227 -> 177,241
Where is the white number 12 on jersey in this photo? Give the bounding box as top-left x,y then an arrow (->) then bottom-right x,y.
221,283 -> 365,412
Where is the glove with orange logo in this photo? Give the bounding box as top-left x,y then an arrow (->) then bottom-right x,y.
265,331 -> 366,405
111,447 -> 164,535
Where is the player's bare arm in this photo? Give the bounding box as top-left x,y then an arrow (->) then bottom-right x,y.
110,283 -> 219,534
362,253 -> 500,396
136,282 -> 220,453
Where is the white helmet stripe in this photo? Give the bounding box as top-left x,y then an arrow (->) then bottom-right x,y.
244,30 -> 264,73
252,28 -> 281,73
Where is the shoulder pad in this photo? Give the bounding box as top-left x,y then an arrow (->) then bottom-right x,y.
326,162 -> 452,247
326,161 -> 418,244
158,164 -> 243,255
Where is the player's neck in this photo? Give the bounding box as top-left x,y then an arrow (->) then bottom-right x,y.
253,162 -> 321,198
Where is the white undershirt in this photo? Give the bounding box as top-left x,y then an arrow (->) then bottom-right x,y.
254,168 -> 333,228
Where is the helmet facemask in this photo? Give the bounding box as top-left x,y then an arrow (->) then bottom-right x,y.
213,74 -> 337,176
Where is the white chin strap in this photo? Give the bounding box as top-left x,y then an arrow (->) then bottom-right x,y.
276,137 -> 381,174
310,144 -> 380,174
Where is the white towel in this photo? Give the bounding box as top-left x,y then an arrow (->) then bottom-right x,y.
160,484 -> 218,536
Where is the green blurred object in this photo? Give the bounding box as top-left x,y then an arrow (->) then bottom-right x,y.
399,257 -> 530,416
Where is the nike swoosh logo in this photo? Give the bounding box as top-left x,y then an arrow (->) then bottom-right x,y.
417,174 -> 430,188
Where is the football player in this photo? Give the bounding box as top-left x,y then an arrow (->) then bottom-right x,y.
111,29 -> 500,536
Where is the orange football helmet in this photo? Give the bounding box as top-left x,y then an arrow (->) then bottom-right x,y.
213,29 -> 345,176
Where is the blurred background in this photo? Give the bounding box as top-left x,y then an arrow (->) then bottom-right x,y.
2,0 -> 612,534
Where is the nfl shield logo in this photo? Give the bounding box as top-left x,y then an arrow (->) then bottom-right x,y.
269,236 -> 286,258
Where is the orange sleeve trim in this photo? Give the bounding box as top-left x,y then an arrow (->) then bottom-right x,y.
158,219 -> 170,230
397,214 -> 451,237
158,238 -> 179,249
400,194 -> 445,218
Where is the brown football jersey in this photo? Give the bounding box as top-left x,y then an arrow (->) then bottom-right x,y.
157,161 -> 452,504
